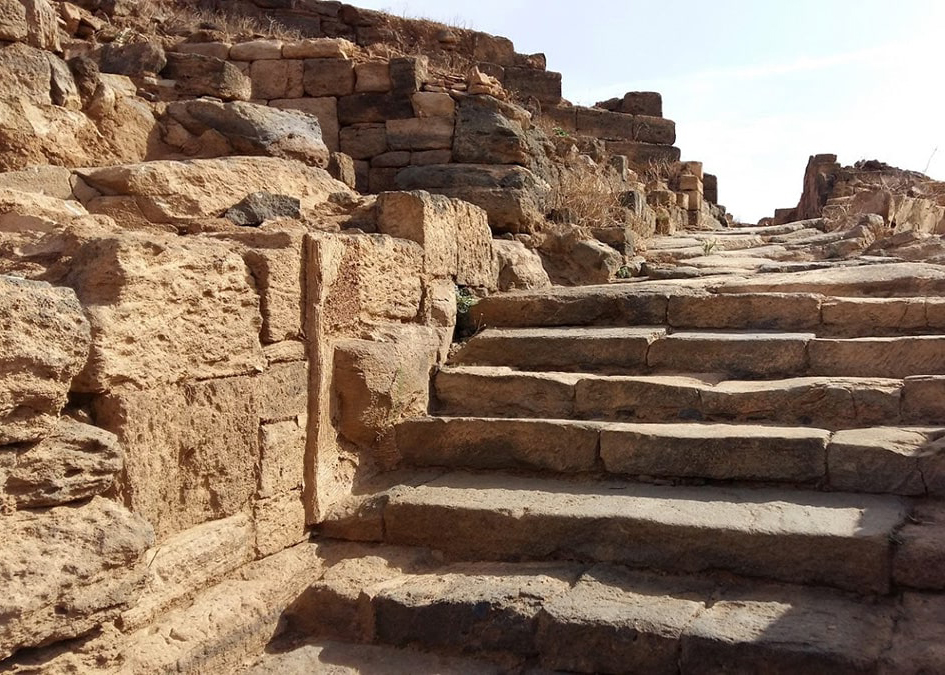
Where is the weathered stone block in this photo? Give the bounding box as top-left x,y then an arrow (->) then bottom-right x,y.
282,38 -> 354,59
371,151 -> 411,168
3,418 -> 122,508
634,114 -> 676,145
120,513 -> 255,631
354,61 -> 391,93
254,489 -> 308,557
386,117 -> 454,151
172,42 -> 231,60
620,91 -> 662,116
411,149 -> 452,165
303,58 -> 354,97
369,167 -> 399,193
606,141 -> 682,167
63,232 -> 264,391
0,42 -> 52,105
0,498 -> 153,661
333,325 -> 441,449
453,95 -> 531,165
163,52 -> 251,101
575,107 -> 634,141
230,39 -> 284,61
337,92 -> 413,125
339,123 -> 387,159
376,190 -> 458,277
704,173 -> 719,203
679,174 -> 703,193
259,416 -> 306,498
94,376 -> 258,540
0,276 -> 90,444
503,66 -> 561,103
411,91 -> 455,118
389,56 -> 427,94
250,58 -> 303,100
271,96 -> 339,152
902,376 -> 945,423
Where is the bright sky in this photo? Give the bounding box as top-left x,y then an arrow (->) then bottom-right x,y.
357,0 -> 945,222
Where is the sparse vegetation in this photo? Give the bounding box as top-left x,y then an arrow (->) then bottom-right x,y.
702,238 -> 718,256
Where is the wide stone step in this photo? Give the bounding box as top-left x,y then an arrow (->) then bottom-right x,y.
453,328 -> 945,379
713,262 -> 945,297
434,367 -> 908,429
376,472 -> 908,593
470,287 -> 945,336
284,540 -> 929,674
397,417 -> 945,496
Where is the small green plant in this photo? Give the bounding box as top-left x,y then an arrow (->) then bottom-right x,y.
702,238 -> 718,256
615,265 -> 633,279
552,126 -> 571,138
456,286 -> 477,315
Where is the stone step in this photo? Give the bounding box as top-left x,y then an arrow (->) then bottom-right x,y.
244,638 -> 502,674
283,540 -> 934,674
453,328 -> 945,379
713,262 -> 945,297
434,367 -> 911,429
397,417 -> 945,496
374,472 -> 908,593
470,287 -> 945,336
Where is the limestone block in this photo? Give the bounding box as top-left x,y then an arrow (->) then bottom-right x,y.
704,173 -> 718,203
473,33 -> 516,66
386,117 -> 454,151
683,161 -> 704,180
22,0 -> 59,51
388,56 -> 427,95
230,39 -> 284,61
396,164 -> 548,235
256,361 -> 309,423
172,42 -> 231,60
259,416 -> 306,498
376,190 -> 458,277
453,95 -> 531,165
283,38 -> 354,60
620,91 -> 662,116
337,92 -> 413,125
575,107 -> 634,141
0,41 -> 52,105
633,114 -> 676,145
606,140 -> 681,167
315,233 -> 425,330
4,417 -> 122,508
328,151 -> 356,188
411,91 -> 455,118
371,151 -> 411,168
271,96 -> 339,152
0,498 -> 153,661
120,513 -> 255,631
0,0 -> 27,44
0,276 -> 90,445
77,157 -> 347,222
0,165 -> 76,199
303,58 -> 354,97
354,61 -> 392,93
683,190 -> 703,211
99,41 -> 166,77
254,489 -> 308,557
411,149 -> 452,165
676,192 -> 690,210
163,52 -> 251,101
62,232 -> 264,392
94,375 -> 258,540
894,503 -> 945,590
339,123 -> 387,159
333,325 -> 441,448
250,58 -> 303,100
241,232 -> 307,342
679,174 -> 703,193
453,199 -> 496,289
493,239 -> 551,291
503,66 -> 561,103
369,167 -> 398,194
0,186 -> 88,233
164,99 -> 329,168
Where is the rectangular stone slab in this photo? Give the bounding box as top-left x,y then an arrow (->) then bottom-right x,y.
382,472 -> 907,593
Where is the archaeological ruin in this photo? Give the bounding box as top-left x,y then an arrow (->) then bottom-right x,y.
1,0 -> 945,672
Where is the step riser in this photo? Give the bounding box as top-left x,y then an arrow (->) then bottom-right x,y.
286,549 -> 897,675
382,502 -> 895,594
455,333 -> 945,380
434,371 -> 916,430
399,418 -> 943,497
472,292 -> 945,337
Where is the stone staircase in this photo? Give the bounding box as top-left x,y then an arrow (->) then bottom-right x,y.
247,224 -> 945,673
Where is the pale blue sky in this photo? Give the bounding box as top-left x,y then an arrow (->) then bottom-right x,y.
359,0 -> 945,221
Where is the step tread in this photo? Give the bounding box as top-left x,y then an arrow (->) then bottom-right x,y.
288,540 -> 937,674
386,472 -> 905,538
